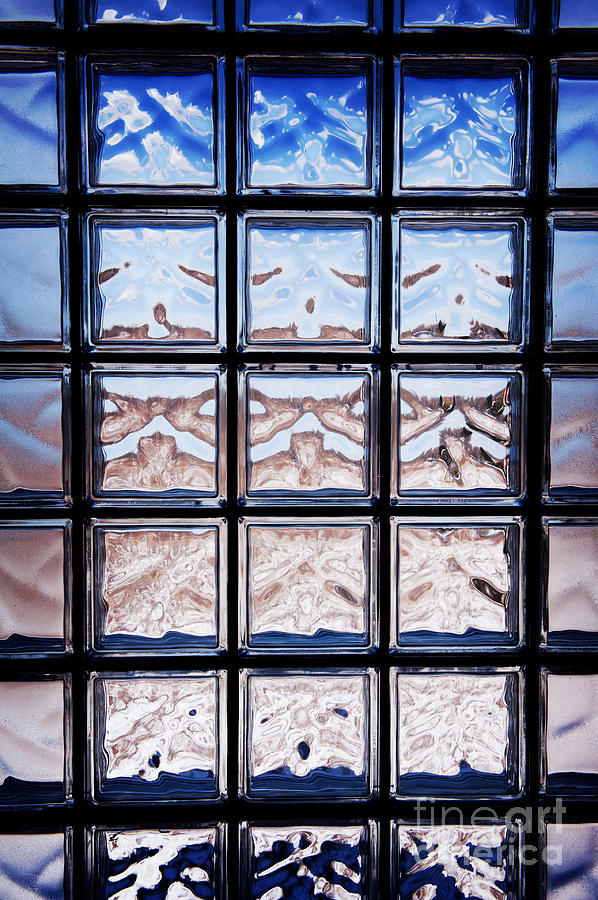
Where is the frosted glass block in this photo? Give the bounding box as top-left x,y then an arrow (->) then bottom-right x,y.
87,0 -> 221,25
83,55 -> 224,192
546,214 -> 598,347
543,520 -> 598,649
240,822 -> 378,899
391,669 -> 523,798
393,212 -> 529,351
240,669 -> 377,800
0,53 -> 64,189
239,212 -> 379,351
392,367 -> 524,502
88,519 -> 225,654
551,59 -> 598,191
0,831 -> 72,900
542,671 -> 598,796
240,0 -> 380,29
87,364 -> 225,505
545,823 -> 598,899
0,676 -> 71,807
239,518 -> 377,653
0,0 -> 59,23
395,57 -> 530,194
545,368 -> 598,502
238,56 -> 380,194
239,366 -> 378,504
85,211 -> 224,350
89,672 -> 225,803
0,521 -> 71,657
88,825 -> 224,899
0,214 -> 68,350
0,367 -> 70,506
391,518 -> 523,651
557,0 -> 598,28
398,0 -> 529,29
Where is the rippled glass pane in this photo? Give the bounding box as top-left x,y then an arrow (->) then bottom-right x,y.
239,367 -> 377,504
240,213 -> 378,350
88,365 -> 225,505
552,59 -> 598,191
241,669 -> 376,800
542,671 -> 598,795
394,213 -> 528,350
543,520 -> 598,649
84,56 -> 223,191
392,368 -> 523,501
86,212 -> 223,350
547,214 -> 598,346
395,58 -> 529,193
243,0 -> 376,27
545,823 -> 598,899
240,518 -> 377,652
0,831 -> 71,900
90,672 -> 225,803
88,0 -> 218,24
89,520 -> 225,654
398,0 -> 527,28
392,519 -> 522,650
545,369 -> 598,501
240,57 -> 379,193
0,522 -> 70,657
0,0 -> 58,23
557,0 -> 598,28
391,669 -> 522,798
0,677 -> 70,807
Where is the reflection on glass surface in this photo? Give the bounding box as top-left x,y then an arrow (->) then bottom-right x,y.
400,0 -> 522,27
547,372 -> 598,499
91,674 -> 222,802
243,217 -> 374,348
544,672 -> 598,795
89,0 -> 216,23
246,0 -> 371,26
545,823 -> 598,899
548,217 -> 598,345
554,67 -> 598,189
0,832 -> 67,900
557,0 -> 598,28
0,0 -> 57,22
545,521 -> 598,648
243,671 -> 374,800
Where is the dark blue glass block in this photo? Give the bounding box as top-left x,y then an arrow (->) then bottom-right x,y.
399,0 -> 527,29
557,0 -> 598,28
543,520 -> 598,650
545,823 -> 598,898
88,0 -> 219,24
0,0 -> 58,23
553,60 -> 598,190
545,370 -> 598,502
547,215 -> 598,346
244,0 -> 376,28
543,672 -> 598,796
0,831 -> 71,900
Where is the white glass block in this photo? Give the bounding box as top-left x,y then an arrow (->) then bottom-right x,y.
544,368 -> 598,502
0,0 -> 59,24
239,0 -> 380,29
541,671 -> 598,796
546,213 -> 598,347
86,0 -> 222,25
398,0 -> 529,29
0,830 -> 72,900
545,823 -> 598,899
551,58 -> 598,191
543,519 -> 598,649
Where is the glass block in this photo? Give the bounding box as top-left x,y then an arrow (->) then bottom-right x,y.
393,211 -> 529,351
240,669 -> 377,800
84,211 -> 224,351
544,368 -> 598,502
0,366 -> 70,506
238,56 -> 380,195
0,830 -> 72,900
392,366 -> 524,503
541,671 -> 598,796
86,0 -> 222,26
0,521 -> 71,657
543,520 -> 598,650
88,825 -> 224,899
87,364 -> 225,506
391,669 -> 523,798
0,0 -> 60,24
391,518 -> 523,651
89,671 -> 225,803
397,0 -> 529,29
239,212 -> 379,352
395,57 -> 530,194
546,213 -> 598,348
83,54 -> 224,192
239,366 -> 378,505
0,213 -> 68,350
545,823 -> 598,898
88,519 -> 225,654
556,0 -> 598,28
240,822 -> 377,899
239,518 -> 377,653
239,0 -> 380,29
0,676 -> 71,807
392,821 -> 523,899
0,52 -> 65,189
551,58 -> 598,192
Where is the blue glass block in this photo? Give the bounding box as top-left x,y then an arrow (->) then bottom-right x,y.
545,823 -> 598,898
241,670 -> 377,800
88,0 -> 220,25
0,0 -> 59,23
545,369 -> 598,502
242,0 -> 379,28
543,520 -> 598,650
0,677 -> 71,808
89,520 -> 225,655
239,57 -> 379,194
395,57 -> 529,194
547,214 -> 598,346
0,831 -> 71,900
391,669 -> 523,799
542,672 -> 598,796
557,0 -> 598,28
553,60 -> 598,191
84,56 -> 223,191
0,53 -> 64,189
89,672 -> 225,803
399,0 -> 528,29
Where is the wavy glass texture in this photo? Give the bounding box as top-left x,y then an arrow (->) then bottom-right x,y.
554,66 -> 598,190
393,671 -> 521,798
548,218 -> 598,345
545,823 -> 598,899
395,217 -> 525,348
242,216 -> 375,350
243,671 -> 374,800
396,60 -> 527,192
547,372 -> 598,499
0,524 -> 68,656
91,826 -> 222,900
88,216 -> 221,349
545,522 -> 598,648
242,520 -> 373,652
89,0 -> 216,24
544,672 -> 598,795
557,0 -> 598,28
394,370 -> 521,500
245,0 -> 372,26
399,0 -> 524,28
0,832 -> 67,900
0,0 -> 57,22
244,823 -> 374,900
0,679 -> 68,806
91,523 -> 222,653
92,674 -> 222,802
394,522 -> 520,649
